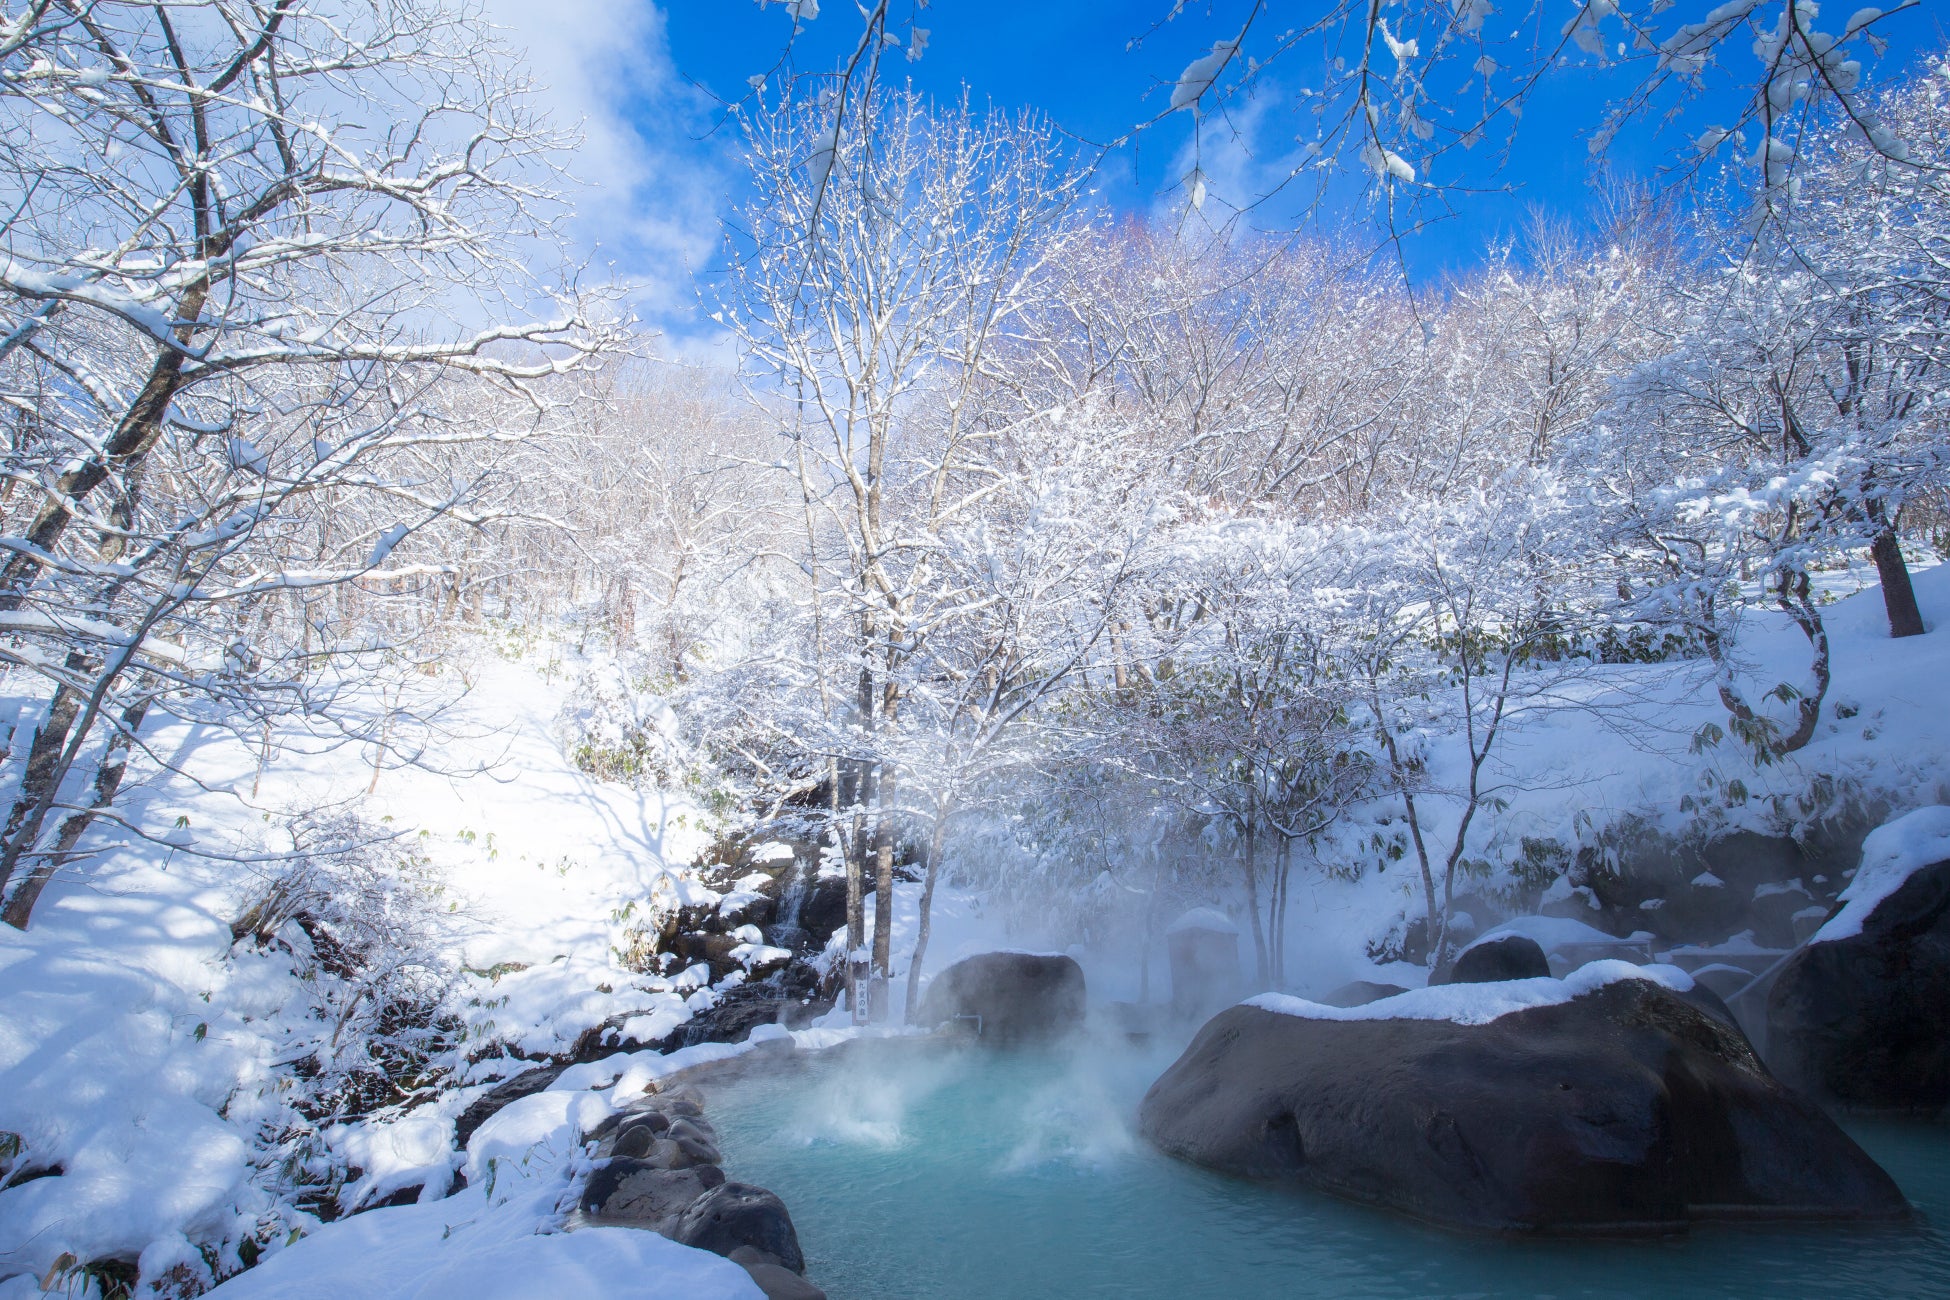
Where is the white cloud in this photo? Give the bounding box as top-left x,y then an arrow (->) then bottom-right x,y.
479,0 -> 728,334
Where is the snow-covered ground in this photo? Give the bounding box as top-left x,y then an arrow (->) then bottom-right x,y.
0,633 -> 1019,1297
3,561 -> 1947,1296
1144,558 -> 1950,1001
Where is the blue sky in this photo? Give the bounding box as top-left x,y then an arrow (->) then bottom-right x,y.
486,1 -> 1946,342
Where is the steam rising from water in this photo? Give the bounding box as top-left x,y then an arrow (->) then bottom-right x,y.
768,1021 -> 1187,1176
783,1048 -> 961,1150
706,1023 -> 1950,1300
1000,1053 -> 1144,1171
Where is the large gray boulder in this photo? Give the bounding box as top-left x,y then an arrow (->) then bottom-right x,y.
1767,811 -> 1950,1111
671,1182 -> 805,1273
913,952 -> 1086,1045
1140,976 -> 1904,1234
580,1161 -> 724,1230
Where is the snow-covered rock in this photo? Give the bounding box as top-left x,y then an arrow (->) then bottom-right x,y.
1165,906 -> 1239,936
1145,972 -> 1905,1233
1768,807 -> 1950,1110
1814,806 -> 1950,943
913,952 -> 1086,1045
1250,959 -> 1693,1027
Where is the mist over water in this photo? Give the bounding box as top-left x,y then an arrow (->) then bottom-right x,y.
707,1031 -> 1950,1300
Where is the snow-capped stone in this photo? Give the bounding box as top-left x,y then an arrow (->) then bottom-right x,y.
1769,808 -> 1950,1111
1815,806 -> 1950,943
1145,974 -> 1906,1233
1165,906 -> 1240,936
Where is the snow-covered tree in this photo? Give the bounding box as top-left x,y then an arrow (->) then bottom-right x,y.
720,78 -> 1087,1015
0,0 -> 618,925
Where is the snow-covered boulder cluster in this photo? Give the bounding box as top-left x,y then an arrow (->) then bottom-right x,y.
1140,968 -> 1906,1234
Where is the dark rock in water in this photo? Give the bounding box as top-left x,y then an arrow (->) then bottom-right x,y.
1140,977 -> 1905,1234
1439,935 -> 1550,985
665,1117 -> 724,1166
666,1115 -> 719,1145
453,1064 -> 565,1147
1767,854 -> 1950,1112
638,1133 -> 717,1171
1316,981 -> 1408,1009
649,1085 -> 706,1114
671,1182 -> 805,1274
914,952 -> 1086,1045
581,1161 -> 722,1229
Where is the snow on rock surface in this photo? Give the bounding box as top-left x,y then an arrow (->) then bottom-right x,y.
1247,960 -> 1696,1027
1464,915 -> 1652,954
1166,906 -> 1240,936
1816,806 -> 1950,943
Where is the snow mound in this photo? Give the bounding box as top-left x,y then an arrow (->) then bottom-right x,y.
1246,960 -> 1696,1027
1166,906 -> 1240,936
1815,806 -> 1950,943
202,1194 -> 763,1300
1463,915 -> 1652,955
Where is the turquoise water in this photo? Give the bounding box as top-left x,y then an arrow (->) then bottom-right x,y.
705,1038 -> 1950,1299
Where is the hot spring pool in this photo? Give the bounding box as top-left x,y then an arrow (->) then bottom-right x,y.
704,1038 -> 1950,1299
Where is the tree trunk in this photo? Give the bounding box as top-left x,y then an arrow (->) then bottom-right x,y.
1871,527 -> 1926,639
0,280 -> 209,609
844,758 -> 870,1024
1271,836 -> 1293,988
903,812 -> 951,1022
0,655 -> 94,896
4,696 -> 151,929
1242,817 -> 1267,986
870,765 -> 896,1021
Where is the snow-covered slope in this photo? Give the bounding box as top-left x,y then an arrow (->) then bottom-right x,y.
0,639 -> 753,1295
5,562 -> 1947,1295
1232,559 -> 1950,999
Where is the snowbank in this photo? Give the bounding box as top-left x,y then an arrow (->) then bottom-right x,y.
0,643 -> 822,1294
1166,906 -> 1241,936
1247,960 -> 1696,1027
201,1187 -> 762,1300
1815,805 -> 1950,943
1463,915 -> 1653,955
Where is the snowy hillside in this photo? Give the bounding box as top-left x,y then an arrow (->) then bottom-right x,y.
0,632 -> 1013,1297
6,557 -> 1944,1295
1247,558 -> 1950,998
6,4 -> 1950,1295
